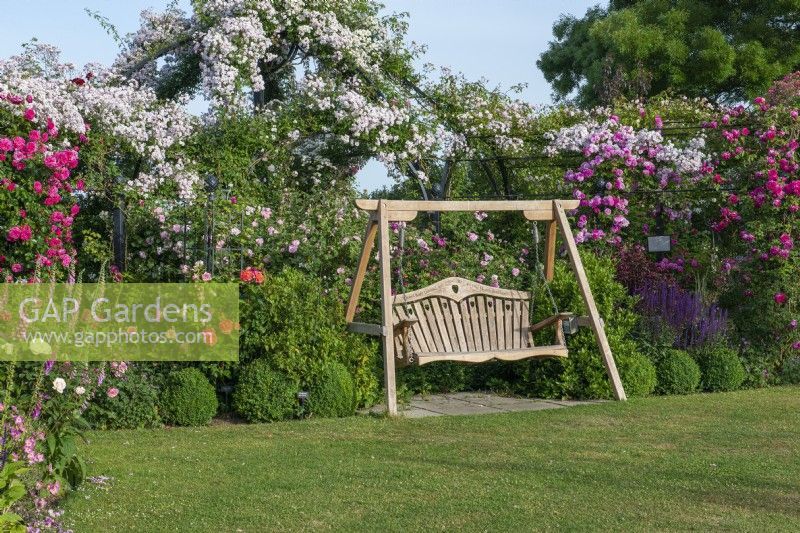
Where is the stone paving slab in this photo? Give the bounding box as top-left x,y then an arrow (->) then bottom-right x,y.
363,392 -> 604,418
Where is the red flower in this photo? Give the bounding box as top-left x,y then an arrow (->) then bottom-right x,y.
240,267 -> 264,284
71,78 -> 85,86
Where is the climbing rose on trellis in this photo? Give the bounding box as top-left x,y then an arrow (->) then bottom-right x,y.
0,43 -> 199,199
546,113 -> 710,244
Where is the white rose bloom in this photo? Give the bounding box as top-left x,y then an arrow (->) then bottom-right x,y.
75,386 -> 86,396
52,378 -> 67,394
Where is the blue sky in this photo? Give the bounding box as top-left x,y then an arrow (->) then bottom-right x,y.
0,0 -> 598,190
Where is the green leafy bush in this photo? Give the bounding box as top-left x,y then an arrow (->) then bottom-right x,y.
738,346 -> 777,388
85,367 -> 161,429
695,344 -> 746,392
233,359 -> 297,423
781,355 -> 800,385
655,349 -> 701,395
0,462 -> 27,532
399,362 -> 475,395
619,352 -> 657,397
307,362 -> 356,418
241,269 -> 379,408
520,251 -> 648,399
160,368 -> 218,426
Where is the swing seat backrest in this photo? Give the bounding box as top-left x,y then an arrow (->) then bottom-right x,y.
392,277 -> 568,365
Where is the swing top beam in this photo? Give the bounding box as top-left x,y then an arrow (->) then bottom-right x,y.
355,199 -> 581,221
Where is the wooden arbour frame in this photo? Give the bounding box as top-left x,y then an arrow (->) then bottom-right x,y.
346,199 -> 627,415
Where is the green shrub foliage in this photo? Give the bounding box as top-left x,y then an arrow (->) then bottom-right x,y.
307,362 -> 357,418
241,268 -> 379,407
619,352 -> 657,397
695,344 -> 746,392
233,359 -> 297,423
160,368 -> 218,426
520,251 -> 648,399
398,362 -> 476,395
655,350 -> 701,395
86,367 -> 162,429
782,356 -> 800,385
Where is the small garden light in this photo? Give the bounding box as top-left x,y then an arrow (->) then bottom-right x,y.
204,173 -> 219,193
297,391 -> 309,403
219,384 -> 233,408
297,391 -> 309,416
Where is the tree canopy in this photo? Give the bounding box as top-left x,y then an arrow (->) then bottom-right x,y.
538,0 -> 800,106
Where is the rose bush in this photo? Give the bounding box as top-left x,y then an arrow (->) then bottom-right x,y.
0,92 -> 82,280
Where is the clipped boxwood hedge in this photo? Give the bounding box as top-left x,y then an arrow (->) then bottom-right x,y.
656,349 -> 701,395
160,368 -> 218,426
619,352 -> 657,397
695,344 -> 745,392
233,359 -> 297,423
307,362 -> 356,418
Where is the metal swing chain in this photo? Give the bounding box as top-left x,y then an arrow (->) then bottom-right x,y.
395,225 -> 414,364
531,222 -> 559,317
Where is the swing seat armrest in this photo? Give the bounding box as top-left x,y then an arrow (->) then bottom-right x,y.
394,318 -> 419,333
528,312 -> 574,333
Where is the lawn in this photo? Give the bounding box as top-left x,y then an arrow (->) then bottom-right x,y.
64,387 -> 800,532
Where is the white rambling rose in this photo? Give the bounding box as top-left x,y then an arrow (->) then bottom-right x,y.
75,386 -> 86,395
52,378 -> 67,394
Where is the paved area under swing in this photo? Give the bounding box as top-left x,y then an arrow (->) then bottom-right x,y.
363,392 -> 606,418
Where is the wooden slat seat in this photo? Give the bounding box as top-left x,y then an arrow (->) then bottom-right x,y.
391,277 -> 568,365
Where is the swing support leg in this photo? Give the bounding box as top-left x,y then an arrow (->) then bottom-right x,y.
378,200 -> 398,415
346,219 -> 378,323
544,220 -> 557,281
554,201 -> 627,401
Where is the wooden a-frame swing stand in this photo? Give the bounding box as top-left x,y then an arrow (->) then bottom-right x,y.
346,199 -> 627,415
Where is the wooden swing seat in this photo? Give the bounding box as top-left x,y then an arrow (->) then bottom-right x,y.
391,277 -> 569,366
345,199 -> 628,414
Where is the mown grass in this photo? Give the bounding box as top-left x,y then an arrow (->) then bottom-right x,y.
64,386 -> 800,532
